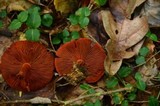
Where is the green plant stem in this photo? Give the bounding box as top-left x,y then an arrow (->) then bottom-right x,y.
157,90 -> 160,99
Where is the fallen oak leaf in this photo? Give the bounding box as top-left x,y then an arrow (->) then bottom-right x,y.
101,10 -> 148,61
106,40 -> 136,60
101,10 -> 148,75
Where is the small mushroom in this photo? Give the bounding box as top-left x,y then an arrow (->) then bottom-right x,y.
0,41 -> 54,92
55,38 -> 106,84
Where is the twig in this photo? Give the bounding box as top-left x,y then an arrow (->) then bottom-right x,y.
63,87 -> 131,105
0,100 -> 30,104
51,99 -> 65,104
130,101 -> 148,103
0,90 -> 10,100
143,90 -> 151,95
49,34 -> 56,53
130,100 -> 160,104
153,57 -> 160,64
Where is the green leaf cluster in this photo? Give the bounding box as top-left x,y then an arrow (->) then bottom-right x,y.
118,66 -> 132,78
112,93 -> 123,105
146,31 -> 158,42
120,85 -> 137,106
0,21 -> 3,28
148,96 -> 159,106
68,7 -> 90,28
94,0 -> 107,6
136,46 -> 149,65
9,11 -> 29,30
0,10 -> 7,18
52,30 -> 80,44
42,14 -> 54,27
8,6 -> 54,41
80,83 -> 102,106
80,83 -> 96,94
135,72 -> 146,91
0,9 -> 7,28
106,76 -> 118,89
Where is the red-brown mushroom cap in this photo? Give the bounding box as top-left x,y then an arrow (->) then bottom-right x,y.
55,38 -> 106,83
0,41 -> 54,92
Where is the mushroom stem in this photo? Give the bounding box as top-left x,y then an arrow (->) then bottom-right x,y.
76,59 -> 85,65
17,63 -> 31,78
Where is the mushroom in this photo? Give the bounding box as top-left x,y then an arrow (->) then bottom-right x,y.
55,38 -> 106,84
0,41 -> 54,92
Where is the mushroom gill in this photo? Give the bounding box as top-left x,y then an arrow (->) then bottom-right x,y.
0,41 -> 54,92
55,38 -> 106,84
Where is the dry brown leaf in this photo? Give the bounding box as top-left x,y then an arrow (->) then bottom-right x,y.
0,0 -> 32,12
87,9 -> 109,45
109,0 -> 146,21
27,0 -> 41,5
138,57 -> 158,85
143,38 -> 155,54
133,39 -> 145,55
141,0 -> 160,27
0,36 -> 13,60
54,0 -> 78,14
30,97 -> 51,104
102,10 -> 148,61
104,57 -> 122,76
0,75 -> 4,83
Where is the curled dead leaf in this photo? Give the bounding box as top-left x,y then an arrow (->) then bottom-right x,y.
104,56 -> 122,76
133,39 -> 145,55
